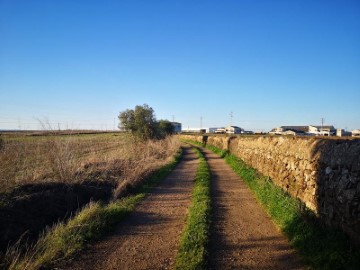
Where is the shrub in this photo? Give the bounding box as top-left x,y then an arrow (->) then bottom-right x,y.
118,104 -> 175,140
119,104 -> 159,140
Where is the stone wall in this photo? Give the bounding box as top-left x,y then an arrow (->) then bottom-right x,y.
181,134 -> 360,243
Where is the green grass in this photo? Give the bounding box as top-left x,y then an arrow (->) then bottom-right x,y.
225,154 -> 360,269
175,147 -> 211,270
4,149 -> 183,270
195,141 -> 360,270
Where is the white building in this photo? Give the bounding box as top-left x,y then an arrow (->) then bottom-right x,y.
283,130 -> 298,136
336,129 -> 352,137
225,126 -> 243,134
269,127 -> 285,135
352,129 -> 360,137
308,125 -> 336,136
209,127 -> 224,133
270,125 -> 336,136
214,127 -> 226,134
182,128 -> 206,133
242,130 -> 254,134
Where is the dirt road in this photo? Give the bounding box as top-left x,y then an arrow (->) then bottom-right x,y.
60,145 -> 198,270
202,147 -> 305,270
59,144 -> 306,270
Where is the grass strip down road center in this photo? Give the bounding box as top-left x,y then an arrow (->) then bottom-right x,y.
175,146 -> 211,270
188,140 -> 360,270
4,149 -> 183,270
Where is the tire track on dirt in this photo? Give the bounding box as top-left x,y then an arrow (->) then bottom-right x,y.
202,147 -> 306,270
60,145 -> 198,270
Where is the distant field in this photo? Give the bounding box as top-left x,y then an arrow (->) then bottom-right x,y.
0,132 -> 179,193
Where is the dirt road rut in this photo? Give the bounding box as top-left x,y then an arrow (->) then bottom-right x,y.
203,147 -> 305,270
61,146 -> 198,270
60,144 -> 306,270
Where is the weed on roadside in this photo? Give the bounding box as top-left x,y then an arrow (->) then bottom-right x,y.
176,147 -> 211,270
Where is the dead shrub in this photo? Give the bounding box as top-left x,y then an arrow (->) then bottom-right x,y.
113,136 -> 180,198
46,138 -> 79,183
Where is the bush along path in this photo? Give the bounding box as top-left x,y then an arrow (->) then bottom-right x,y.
58,145 -> 199,270
196,144 -> 305,270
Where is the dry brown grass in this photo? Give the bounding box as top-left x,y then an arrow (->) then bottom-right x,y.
0,133 -> 180,269
0,133 -> 180,194
113,136 -> 181,198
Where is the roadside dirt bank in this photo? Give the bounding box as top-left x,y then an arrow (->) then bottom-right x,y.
0,180 -> 114,254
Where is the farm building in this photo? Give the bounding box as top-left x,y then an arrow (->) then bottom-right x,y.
269,125 -> 336,136
225,126 -> 243,134
214,127 -> 226,134
352,129 -> 360,137
270,125 -> 336,136
336,129 -> 352,137
308,125 -> 336,136
209,127 -> 224,133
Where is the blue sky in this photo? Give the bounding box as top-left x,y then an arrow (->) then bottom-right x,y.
1,0 -> 359,131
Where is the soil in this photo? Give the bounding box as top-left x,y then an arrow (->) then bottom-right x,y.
0,180 -> 115,254
59,145 -> 198,270
202,147 -> 306,270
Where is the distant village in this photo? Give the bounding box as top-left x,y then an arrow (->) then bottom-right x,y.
171,122 -> 360,137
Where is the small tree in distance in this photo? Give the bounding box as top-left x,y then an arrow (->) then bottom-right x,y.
158,119 -> 175,137
118,104 -> 174,140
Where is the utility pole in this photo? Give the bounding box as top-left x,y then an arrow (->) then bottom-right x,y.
321,117 -> 325,132
230,111 -> 233,126
172,115 -> 175,122
200,116 -> 203,130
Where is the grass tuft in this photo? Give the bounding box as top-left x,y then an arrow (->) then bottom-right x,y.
175,147 -> 211,270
